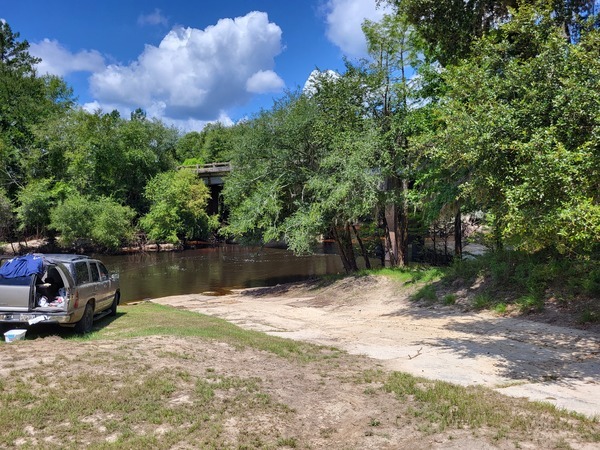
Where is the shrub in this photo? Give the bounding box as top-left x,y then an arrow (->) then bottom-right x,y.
50,193 -> 136,251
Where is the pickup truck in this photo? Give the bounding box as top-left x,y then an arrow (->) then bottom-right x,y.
0,254 -> 120,334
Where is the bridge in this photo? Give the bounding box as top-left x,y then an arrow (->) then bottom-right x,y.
178,162 -> 232,216
178,162 -> 231,186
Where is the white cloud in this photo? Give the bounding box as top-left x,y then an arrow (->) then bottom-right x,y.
303,69 -> 340,96
29,39 -> 105,77
90,11 -> 284,122
323,0 -> 391,58
246,70 -> 285,93
138,9 -> 169,27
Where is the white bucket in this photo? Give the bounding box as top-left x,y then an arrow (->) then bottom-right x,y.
4,329 -> 27,343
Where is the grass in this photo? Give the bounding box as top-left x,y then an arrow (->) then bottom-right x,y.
1,302 -> 598,448
0,304 -> 331,449
442,294 -> 457,305
472,293 -> 494,310
579,309 -> 600,324
382,372 -> 598,436
24,302 -> 342,363
412,284 -> 437,302
374,250 -> 600,316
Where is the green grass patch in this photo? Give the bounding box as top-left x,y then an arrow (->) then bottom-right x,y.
578,309 -> 600,324
494,302 -> 508,314
442,294 -> 457,305
472,293 -> 494,310
412,284 -> 437,302
515,294 -> 544,313
1,300 -> 598,448
80,303 -> 342,362
363,265 -> 444,285
436,250 -> 600,314
383,372 -> 599,436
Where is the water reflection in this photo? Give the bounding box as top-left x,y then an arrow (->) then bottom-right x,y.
97,244 -> 344,302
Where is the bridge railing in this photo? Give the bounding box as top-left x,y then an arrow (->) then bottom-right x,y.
178,162 -> 232,174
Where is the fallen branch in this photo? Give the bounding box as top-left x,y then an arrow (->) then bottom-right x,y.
408,347 -> 423,360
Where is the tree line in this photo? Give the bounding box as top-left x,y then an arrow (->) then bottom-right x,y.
0,19 -> 236,251
224,0 -> 599,270
1,1 -> 599,271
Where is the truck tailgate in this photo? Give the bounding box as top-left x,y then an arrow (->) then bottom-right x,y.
0,276 -> 33,311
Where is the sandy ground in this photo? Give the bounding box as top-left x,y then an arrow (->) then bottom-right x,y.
151,276 -> 600,418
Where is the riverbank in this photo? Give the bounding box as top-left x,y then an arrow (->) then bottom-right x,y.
152,275 -> 600,418
0,238 -> 182,255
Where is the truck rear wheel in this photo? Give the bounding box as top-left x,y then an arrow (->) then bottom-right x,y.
74,303 -> 94,334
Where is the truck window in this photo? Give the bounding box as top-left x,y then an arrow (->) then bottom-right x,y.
74,262 -> 90,285
97,263 -> 109,281
90,263 -> 100,282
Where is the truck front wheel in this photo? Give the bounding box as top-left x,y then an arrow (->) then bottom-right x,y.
109,292 -> 119,317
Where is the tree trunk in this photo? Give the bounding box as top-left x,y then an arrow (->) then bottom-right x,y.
384,202 -> 399,267
352,224 -> 371,270
383,175 -> 400,267
332,224 -> 358,273
494,215 -> 503,251
398,178 -> 409,267
454,209 -> 462,258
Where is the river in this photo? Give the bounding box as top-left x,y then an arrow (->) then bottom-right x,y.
97,244 -> 346,303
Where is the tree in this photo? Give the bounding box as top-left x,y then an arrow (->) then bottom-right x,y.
140,170 -> 217,245
0,21 -> 40,71
0,21 -> 74,196
90,197 -> 136,251
49,192 -> 135,251
431,5 -> 600,255
176,131 -> 207,164
38,108 -> 178,214
224,79 -> 382,272
223,92 -> 322,249
381,0 -> 597,65
296,71 -> 381,271
358,13 -> 422,266
14,178 -> 56,237
0,188 -> 14,243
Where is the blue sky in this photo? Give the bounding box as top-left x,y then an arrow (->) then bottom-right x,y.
2,0 -> 390,131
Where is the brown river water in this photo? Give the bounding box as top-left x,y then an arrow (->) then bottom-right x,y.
96,244 -> 347,303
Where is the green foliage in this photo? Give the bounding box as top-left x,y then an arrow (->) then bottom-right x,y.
431,6 -> 600,255
443,293 -> 457,305
36,109 -> 178,214
515,294 -> 545,313
412,284 -> 437,302
175,131 -> 205,162
90,197 -> 136,250
14,178 -> 56,236
0,21 -> 40,71
578,309 -> 600,324
224,81 -> 381,270
140,170 -> 216,244
0,188 -> 13,242
443,250 -> 600,312
387,0 -> 597,65
181,157 -> 204,166
0,22 -> 74,197
49,192 -> 135,251
472,293 -> 493,310
176,123 -> 236,164
494,302 -> 507,314
582,269 -> 600,297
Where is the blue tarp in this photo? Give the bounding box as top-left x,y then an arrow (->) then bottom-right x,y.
0,254 -> 45,278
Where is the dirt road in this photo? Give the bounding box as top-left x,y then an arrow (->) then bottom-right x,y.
151,276 -> 600,418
